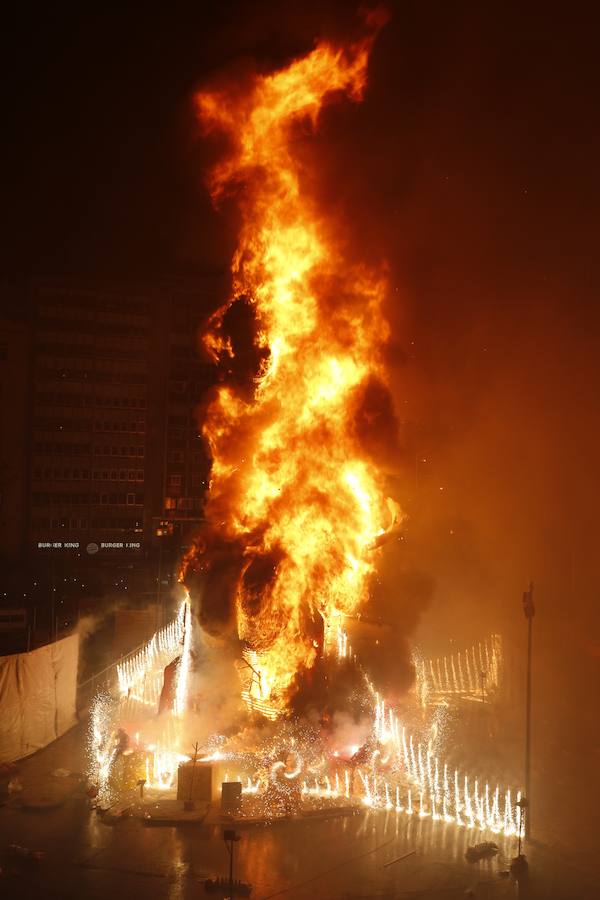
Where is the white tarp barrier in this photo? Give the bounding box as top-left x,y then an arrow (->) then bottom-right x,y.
0,633 -> 79,763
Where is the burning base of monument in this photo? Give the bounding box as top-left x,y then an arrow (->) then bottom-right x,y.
88,595 -> 521,840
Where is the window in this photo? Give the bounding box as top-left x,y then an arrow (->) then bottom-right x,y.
170,450 -> 184,463
126,492 -> 135,506
128,471 -> 136,481
33,517 -> 51,530
110,470 -> 117,480
169,474 -> 182,487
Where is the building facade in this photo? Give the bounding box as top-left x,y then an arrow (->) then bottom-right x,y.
0,313 -> 30,564
29,281 -> 155,559
160,282 -> 217,550
21,277 -> 221,573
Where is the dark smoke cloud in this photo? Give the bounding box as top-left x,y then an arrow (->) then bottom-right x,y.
288,655 -> 371,724
207,295 -> 269,393
351,375 -> 404,474
183,534 -> 245,636
345,555 -> 435,698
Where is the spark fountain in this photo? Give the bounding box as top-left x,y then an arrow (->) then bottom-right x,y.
88,595 -> 194,803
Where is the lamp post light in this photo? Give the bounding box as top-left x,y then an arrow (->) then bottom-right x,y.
511,796 -> 529,874
511,582 -> 535,876
522,581 -> 535,837
480,669 -> 487,704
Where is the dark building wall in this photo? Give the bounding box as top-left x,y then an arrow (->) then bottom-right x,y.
20,277 -> 221,577
29,281 -> 151,559
161,282 -> 217,552
0,315 -> 30,563
0,275 -> 223,592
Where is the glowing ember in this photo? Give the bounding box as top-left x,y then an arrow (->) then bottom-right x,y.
145,747 -> 190,791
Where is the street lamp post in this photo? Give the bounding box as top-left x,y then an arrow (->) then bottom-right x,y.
224,828 -> 240,893
522,581 -> 535,838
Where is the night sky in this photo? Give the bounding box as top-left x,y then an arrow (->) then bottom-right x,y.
2,0 -> 599,731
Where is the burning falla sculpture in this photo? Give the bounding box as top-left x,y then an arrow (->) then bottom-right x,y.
180,7 -> 401,719
88,15 -> 522,838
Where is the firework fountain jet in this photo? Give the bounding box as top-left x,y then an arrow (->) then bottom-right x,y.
180,8 -> 400,716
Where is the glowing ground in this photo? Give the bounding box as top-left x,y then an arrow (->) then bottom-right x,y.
1,722 -> 597,900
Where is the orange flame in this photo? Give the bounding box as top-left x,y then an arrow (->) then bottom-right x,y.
189,14 -> 400,712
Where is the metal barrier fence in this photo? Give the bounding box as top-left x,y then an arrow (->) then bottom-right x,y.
76,635 -> 154,712
76,662 -> 118,712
